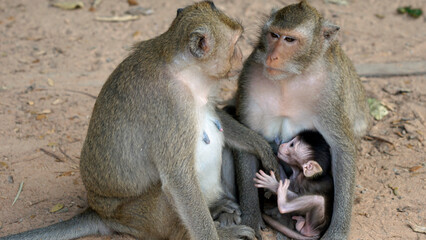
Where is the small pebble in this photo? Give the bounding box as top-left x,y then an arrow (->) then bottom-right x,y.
7,175 -> 14,184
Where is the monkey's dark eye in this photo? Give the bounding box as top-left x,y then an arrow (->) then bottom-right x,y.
270,32 -> 279,39
284,36 -> 296,43
289,142 -> 294,147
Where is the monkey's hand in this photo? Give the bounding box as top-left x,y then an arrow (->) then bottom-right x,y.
216,223 -> 255,240
254,170 -> 279,193
277,179 -> 290,214
215,108 -> 280,180
257,148 -> 281,181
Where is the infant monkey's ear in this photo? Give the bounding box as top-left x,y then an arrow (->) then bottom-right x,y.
303,160 -> 323,178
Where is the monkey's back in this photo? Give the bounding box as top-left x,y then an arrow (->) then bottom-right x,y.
80,41 -> 198,200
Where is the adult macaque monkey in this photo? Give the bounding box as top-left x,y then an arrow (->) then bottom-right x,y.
1,2 -> 279,240
234,1 -> 370,239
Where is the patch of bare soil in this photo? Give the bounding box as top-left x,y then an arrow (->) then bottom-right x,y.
0,0 -> 424,239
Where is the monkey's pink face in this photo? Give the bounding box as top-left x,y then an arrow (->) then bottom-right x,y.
264,27 -> 304,78
277,136 -> 311,168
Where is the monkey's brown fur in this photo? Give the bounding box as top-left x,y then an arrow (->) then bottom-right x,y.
234,1 -> 370,239
1,2 -> 279,240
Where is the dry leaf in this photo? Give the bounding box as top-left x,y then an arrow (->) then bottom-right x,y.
132,31 -> 141,38
47,78 -> 54,86
47,142 -> 57,147
128,0 -> 138,6
95,15 -> 139,22
387,184 -> 399,196
39,109 -> 52,114
36,114 -> 47,120
368,98 -> 389,120
52,1 -> 84,10
0,162 -> 8,168
409,166 -> 422,172
58,171 -> 75,177
50,203 -> 64,213
27,101 -> 34,105
52,99 -> 62,105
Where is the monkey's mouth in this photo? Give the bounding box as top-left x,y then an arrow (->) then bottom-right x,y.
264,66 -> 286,76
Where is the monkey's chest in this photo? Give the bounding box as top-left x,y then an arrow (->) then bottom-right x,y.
195,109 -> 224,205
245,73 -> 321,142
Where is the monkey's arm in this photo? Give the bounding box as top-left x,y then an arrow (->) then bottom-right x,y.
216,108 -> 279,175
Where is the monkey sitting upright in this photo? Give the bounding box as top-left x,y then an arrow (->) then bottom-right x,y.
0,2 -> 279,240
233,1 -> 370,238
254,130 -> 333,240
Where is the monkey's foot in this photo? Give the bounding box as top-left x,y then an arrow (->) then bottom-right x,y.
241,214 -> 266,240
216,224 -> 255,240
292,215 -> 306,232
211,198 -> 242,226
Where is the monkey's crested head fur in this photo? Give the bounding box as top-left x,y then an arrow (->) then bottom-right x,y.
298,130 -> 331,179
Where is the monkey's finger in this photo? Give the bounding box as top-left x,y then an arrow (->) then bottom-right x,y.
270,171 -> 276,179
253,178 -> 263,184
283,179 -> 290,188
233,215 -> 242,225
255,172 -> 268,181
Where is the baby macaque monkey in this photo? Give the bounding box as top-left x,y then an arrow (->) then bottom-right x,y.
254,130 -> 333,240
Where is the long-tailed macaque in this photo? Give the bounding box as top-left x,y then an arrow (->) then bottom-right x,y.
255,130 -> 333,240
0,2 -> 279,240
234,1 -> 370,239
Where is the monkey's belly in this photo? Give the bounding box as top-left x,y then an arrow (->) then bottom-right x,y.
195,110 -> 224,205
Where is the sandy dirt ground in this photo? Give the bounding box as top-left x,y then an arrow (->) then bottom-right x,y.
0,0 -> 425,239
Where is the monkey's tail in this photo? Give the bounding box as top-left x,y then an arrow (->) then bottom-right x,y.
0,208 -> 113,240
262,214 -> 318,240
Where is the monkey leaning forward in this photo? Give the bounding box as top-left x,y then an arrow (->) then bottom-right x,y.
0,2 -> 279,240
233,1 -> 370,239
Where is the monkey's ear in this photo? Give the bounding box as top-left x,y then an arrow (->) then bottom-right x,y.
189,28 -> 213,58
303,160 -> 323,178
322,21 -> 340,41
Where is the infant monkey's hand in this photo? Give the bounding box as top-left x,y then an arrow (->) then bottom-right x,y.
254,170 -> 279,193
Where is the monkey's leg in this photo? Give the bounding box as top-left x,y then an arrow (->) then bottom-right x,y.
210,147 -> 242,227
278,195 -> 324,238
235,150 -> 265,239
316,118 -> 357,240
